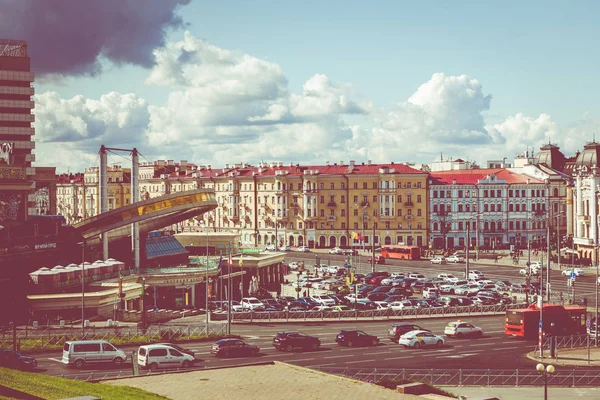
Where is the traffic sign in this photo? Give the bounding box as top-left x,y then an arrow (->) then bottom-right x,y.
587,319 -> 591,328
570,272 -> 576,279
539,320 -> 543,329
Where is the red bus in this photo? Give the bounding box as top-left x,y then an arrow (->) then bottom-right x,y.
505,304 -> 586,339
379,245 -> 421,261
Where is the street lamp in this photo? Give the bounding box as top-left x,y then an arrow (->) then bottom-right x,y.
536,363 -> 555,400
200,221 -> 210,331
77,240 -> 86,336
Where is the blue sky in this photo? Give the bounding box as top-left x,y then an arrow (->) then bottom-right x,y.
15,0 -> 600,172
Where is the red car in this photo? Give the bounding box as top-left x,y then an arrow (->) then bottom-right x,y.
368,256 -> 386,264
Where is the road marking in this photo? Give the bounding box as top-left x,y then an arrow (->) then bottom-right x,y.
345,359 -> 376,364
243,335 -> 260,339
366,351 -> 395,355
323,354 -> 355,360
493,346 -> 521,350
383,356 -> 413,360
289,358 -> 317,362
47,358 -> 62,363
469,343 -> 494,347
444,353 -> 479,358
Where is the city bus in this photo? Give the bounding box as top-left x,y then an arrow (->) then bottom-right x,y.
505,304 -> 586,339
379,245 -> 421,261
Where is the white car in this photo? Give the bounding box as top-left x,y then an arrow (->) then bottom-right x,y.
408,272 -> 426,279
328,247 -> 344,254
296,246 -> 310,252
468,270 -> 485,280
264,244 -> 277,251
373,301 -> 390,310
288,262 -> 299,270
344,294 -> 365,303
519,267 -> 540,276
454,284 -> 480,296
278,245 -> 291,251
437,274 -> 459,283
389,300 -> 415,311
422,287 -> 440,299
430,257 -> 447,265
444,321 -> 484,338
241,297 -> 265,311
398,330 -> 445,349
310,294 -> 335,306
312,305 -> 332,311
562,268 -> 585,277
445,255 -> 464,263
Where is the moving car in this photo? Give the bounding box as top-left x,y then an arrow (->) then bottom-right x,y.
278,245 -> 292,251
328,247 -> 344,254
264,244 -> 277,251
388,323 -> 428,342
398,330 -> 445,349
155,343 -> 195,357
296,246 -> 310,252
335,330 -> 379,347
211,339 -> 260,357
430,257 -> 447,265
367,255 -> 386,264
62,340 -> 127,369
0,350 -> 37,370
445,255 -> 464,263
137,344 -> 195,371
468,270 -> 485,280
562,268 -> 585,277
444,321 -> 484,338
273,332 -> 321,351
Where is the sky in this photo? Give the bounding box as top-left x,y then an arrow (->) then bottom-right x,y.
1,0 -> 599,173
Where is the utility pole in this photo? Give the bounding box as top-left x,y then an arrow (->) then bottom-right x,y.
371,224 -> 376,273
465,223 -> 470,279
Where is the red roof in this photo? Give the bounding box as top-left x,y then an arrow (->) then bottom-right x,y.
429,169 -> 545,185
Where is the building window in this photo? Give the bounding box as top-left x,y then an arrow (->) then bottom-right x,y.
341,222 -> 346,229
433,190 -> 438,198
354,222 -> 358,229
353,182 -> 358,189
433,204 -> 438,213
341,182 -> 345,189
363,182 -> 367,189
372,195 -> 377,203
341,195 -> 346,203
330,183 -> 334,189
458,222 -> 463,230
458,204 -> 463,212
397,195 -> 402,203
398,209 -> 402,216
353,195 -> 358,203
417,209 -> 422,216
320,210 -> 325,217
433,222 -> 438,231
458,190 -> 463,198
417,195 -> 422,203
320,196 -> 324,203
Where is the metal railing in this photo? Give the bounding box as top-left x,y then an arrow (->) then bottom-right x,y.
0,323 -> 227,351
230,303 -> 522,322
311,367 -> 600,387
543,334 -> 595,349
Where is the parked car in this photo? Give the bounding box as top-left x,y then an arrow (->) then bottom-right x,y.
445,255 -> 464,263
343,249 -> 358,255
367,255 -> 386,264
398,330 -> 445,349
468,270 -> 485,280
273,332 -> 321,351
388,323 -> 428,342
430,257 -> 447,265
444,321 -> 484,338
138,344 -> 195,371
62,340 -> 127,369
264,244 -> 277,251
388,300 -> 415,312
296,246 -> 310,252
336,330 -> 379,347
331,305 -> 353,312
422,287 -> 440,299
278,245 -> 292,251
241,297 -> 266,311
262,298 -> 285,311
437,274 -> 459,283
211,338 -> 260,357
0,350 -> 37,370
311,294 -> 336,306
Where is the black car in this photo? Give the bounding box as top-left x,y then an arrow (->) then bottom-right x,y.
211,339 -> 260,357
329,294 -> 349,305
335,330 -> 379,347
273,332 -> 321,351
262,298 -> 285,311
0,350 -> 38,370
387,287 -> 412,297
288,301 -> 309,310
388,323 -> 429,343
371,285 -> 393,294
367,292 -> 390,302
456,297 -> 474,306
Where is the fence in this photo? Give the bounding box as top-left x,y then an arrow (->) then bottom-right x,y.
311,367 -> 600,387
230,303 -> 522,322
0,323 -> 227,351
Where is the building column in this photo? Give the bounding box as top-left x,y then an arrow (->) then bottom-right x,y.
576,174 -> 583,238
591,182 -> 597,246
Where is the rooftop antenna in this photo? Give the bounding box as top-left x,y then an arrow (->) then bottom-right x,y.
440,151 -> 443,162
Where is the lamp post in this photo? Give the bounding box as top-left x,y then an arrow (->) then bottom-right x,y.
536,363 -> 555,400
200,221 -> 210,331
79,240 -> 86,336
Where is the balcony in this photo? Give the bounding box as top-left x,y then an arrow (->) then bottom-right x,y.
378,187 -> 396,193
380,213 -> 395,220
360,201 -> 369,207
405,215 -> 414,220
303,215 -> 318,221
573,237 -> 594,246
276,188 -> 288,195
327,215 -> 337,221
533,209 -> 547,217
404,202 -> 414,207
303,188 -> 318,194
327,202 -> 337,207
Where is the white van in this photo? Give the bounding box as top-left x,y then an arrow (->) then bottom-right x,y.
62,340 -> 127,369
137,344 -> 195,371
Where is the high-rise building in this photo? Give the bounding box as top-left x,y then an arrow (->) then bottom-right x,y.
0,39 -> 36,222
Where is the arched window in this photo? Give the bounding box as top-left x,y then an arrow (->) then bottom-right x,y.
433,222 -> 439,231
553,188 -> 559,197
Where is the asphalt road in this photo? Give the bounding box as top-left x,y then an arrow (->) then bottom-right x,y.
32,315 -> 539,380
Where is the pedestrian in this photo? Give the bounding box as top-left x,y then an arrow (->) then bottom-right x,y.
303,290 -> 307,297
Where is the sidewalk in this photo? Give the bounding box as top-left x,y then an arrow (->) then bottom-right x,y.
527,345 -> 600,367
